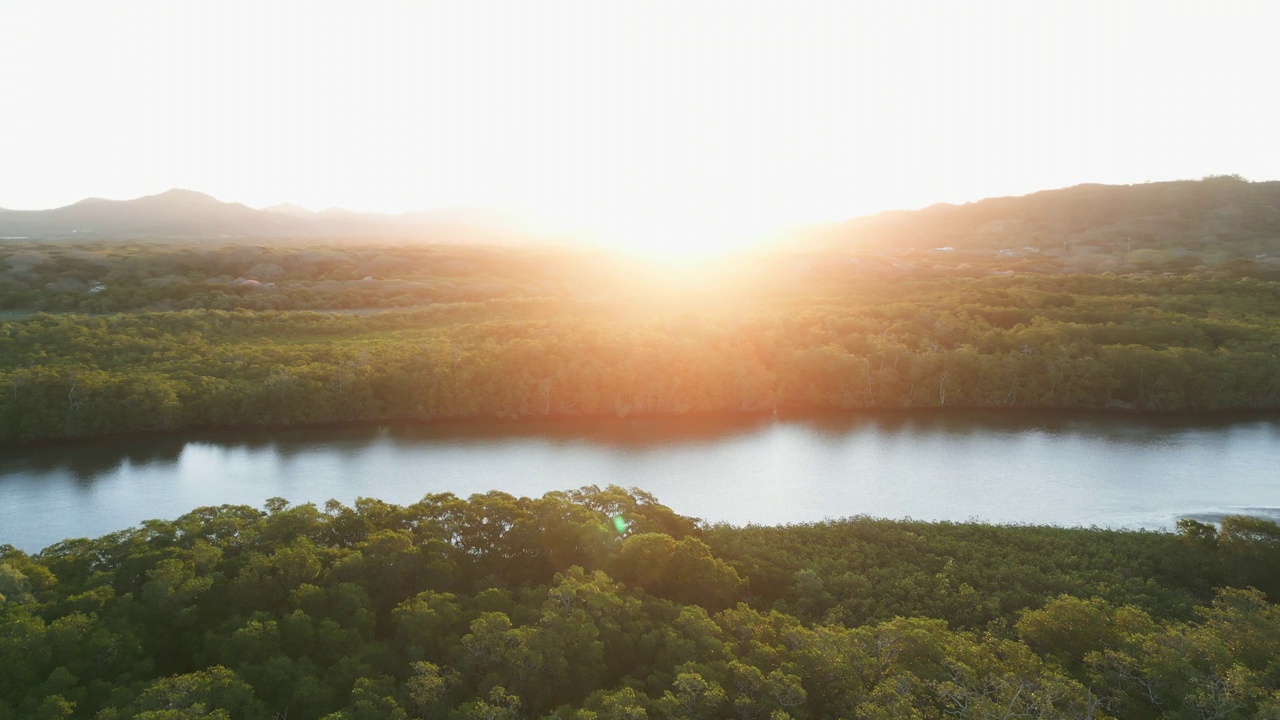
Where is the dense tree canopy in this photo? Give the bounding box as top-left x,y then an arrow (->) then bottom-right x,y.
4,269 -> 1280,443
1,488 -> 1278,719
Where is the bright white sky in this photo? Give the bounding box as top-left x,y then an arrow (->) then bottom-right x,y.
3,1 -> 1278,254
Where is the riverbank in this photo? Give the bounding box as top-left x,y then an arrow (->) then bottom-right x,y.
7,403 -> 1280,450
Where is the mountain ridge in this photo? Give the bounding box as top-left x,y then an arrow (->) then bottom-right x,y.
789,176 -> 1280,262
0,190 -> 541,244
5,178 -> 1280,261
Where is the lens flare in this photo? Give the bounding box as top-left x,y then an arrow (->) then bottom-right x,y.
612,515 -> 629,535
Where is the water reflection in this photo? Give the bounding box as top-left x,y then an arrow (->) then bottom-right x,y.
0,437 -> 188,483
2,410 -> 1279,552
384,414 -> 782,447
6,411 -> 1269,479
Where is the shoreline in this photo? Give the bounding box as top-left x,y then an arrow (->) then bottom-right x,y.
7,404 -> 1280,450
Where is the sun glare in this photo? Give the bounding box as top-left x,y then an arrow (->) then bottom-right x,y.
551,203 -> 781,262
3,2 -> 1276,247
599,226 -> 755,263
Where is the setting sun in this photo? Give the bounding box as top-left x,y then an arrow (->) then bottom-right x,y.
5,1 -> 1278,254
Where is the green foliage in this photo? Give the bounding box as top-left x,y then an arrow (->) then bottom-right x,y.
97,666 -> 267,720
5,271 -> 1280,443
1,489 -> 1278,719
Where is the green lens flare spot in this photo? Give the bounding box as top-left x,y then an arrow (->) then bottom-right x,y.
612,515 -> 628,534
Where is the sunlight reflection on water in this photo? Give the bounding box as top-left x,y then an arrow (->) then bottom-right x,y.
3,411 -> 1279,552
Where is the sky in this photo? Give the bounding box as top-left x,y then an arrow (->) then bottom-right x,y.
3,0 -> 1278,254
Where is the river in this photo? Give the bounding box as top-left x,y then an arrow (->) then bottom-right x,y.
3,411 -> 1279,552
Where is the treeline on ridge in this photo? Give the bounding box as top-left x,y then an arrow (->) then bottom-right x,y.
2,487 -> 1279,719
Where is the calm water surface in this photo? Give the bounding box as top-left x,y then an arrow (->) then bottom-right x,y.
3,411 -> 1279,552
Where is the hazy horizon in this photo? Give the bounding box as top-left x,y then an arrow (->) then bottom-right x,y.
5,175 -> 1274,257
5,1 -> 1279,254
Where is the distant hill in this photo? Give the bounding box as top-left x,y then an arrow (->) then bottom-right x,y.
0,189 -> 542,244
8,179 -> 1280,268
788,176 -> 1280,268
